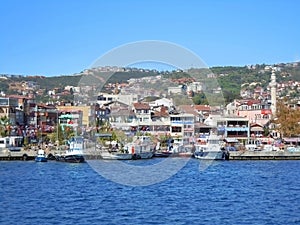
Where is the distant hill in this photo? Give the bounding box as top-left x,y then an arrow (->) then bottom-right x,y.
1,62 -> 300,104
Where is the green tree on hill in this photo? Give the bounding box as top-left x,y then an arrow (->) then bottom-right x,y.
0,116 -> 11,137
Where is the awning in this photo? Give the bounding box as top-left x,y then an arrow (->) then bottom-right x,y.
225,138 -> 239,143
251,126 -> 264,132
283,137 -> 300,142
261,109 -> 272,115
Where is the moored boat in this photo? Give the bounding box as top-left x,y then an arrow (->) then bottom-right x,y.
55,136 -> 85,163
153,150 -> 173,157
123,136 -> 155,159
35,149 -> 48,162
100,150 -> 133,160
95,134 -> 155,160
194,133 -> 229,160
95,133 -> 134,160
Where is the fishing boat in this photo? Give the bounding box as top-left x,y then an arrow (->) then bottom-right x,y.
95,134 -> 154,160
153,150 -> 173,158
35,149 -> 48,162
0,136 -> 23,151
94,133 -> 132,160
194,133 -> 229,160
123,136 -> 155,159
55,136 -> 85,163
245,139 -> 261,151
100,150 -> 133,160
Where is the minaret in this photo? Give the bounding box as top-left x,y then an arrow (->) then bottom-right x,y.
270,69 -> 277,116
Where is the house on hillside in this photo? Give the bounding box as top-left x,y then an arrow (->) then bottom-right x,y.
132,102 -> 151,126
0,97 -> 18,125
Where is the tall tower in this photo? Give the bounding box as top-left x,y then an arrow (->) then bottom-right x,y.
270,69 -> 277,116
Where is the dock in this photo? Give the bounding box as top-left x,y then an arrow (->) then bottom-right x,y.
0,149 -> 37,161
229,151 -> 300,160
1,148 -> 300,161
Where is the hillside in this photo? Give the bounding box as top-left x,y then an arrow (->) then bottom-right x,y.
1,62 -> 300,104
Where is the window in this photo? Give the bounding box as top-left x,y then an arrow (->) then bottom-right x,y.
171,117 -> 181,122
97,96 -> 106,101
263,114 -> 269,119
255,114 -> 261,119
0,98 -> 9,106
171,126 -> 182,132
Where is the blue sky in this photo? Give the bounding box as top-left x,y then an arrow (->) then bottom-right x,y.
1,0 -> 300,76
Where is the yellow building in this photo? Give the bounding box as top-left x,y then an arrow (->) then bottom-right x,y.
57,105 -> 94,127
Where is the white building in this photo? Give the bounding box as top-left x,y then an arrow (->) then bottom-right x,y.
97,93 -> 138,106
168,86 -> 184,95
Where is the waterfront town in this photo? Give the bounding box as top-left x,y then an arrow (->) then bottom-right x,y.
1,62 -> 300,161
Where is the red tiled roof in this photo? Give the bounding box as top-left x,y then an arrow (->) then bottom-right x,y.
37,103 -> 57,109
6,95 -> 32,100
247,100 -> 261,106
133,102 -> 150,110
153,111 -> 169,117
194,105 -> 211,111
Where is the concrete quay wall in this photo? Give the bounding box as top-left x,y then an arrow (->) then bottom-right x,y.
0,149 -> 37,161
229,151 -> 300,160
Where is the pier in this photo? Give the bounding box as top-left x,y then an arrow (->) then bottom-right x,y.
0,149 -> 36,161
229,151 -> 300,160
1,148 -> 300,161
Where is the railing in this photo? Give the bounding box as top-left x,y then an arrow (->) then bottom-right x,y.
227,134 -> 248,138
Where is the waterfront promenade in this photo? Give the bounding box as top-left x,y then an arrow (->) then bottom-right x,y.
229,150 -> 300,160
1,148 -> 300,161
0,149 -> 36,161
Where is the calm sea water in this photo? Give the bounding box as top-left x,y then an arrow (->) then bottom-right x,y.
0,159 -> 299,225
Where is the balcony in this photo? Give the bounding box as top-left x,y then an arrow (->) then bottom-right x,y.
227,134 -> 248,138
226,126 -> 249,132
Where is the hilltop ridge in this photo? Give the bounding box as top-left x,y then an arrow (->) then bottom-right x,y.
1,62 -> 300,104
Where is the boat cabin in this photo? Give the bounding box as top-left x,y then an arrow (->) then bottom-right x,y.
0,136 -> 23,151
66,136 -> 85,155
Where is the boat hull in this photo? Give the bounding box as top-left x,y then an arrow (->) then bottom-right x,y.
138,152 -> 153,159
153,151 -> 174,157
55,154 -> 85,163
194,151 -> 229,160
35,156 -> 48,162
100,151 -> 153,160
100,152 -> 133,160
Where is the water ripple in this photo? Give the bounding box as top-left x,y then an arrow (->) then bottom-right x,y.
0,160 -> 299,224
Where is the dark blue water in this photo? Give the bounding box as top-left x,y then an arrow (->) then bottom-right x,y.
0,159 -> 299,225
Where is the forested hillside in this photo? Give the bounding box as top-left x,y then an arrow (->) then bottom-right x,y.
1,62 -> 299,104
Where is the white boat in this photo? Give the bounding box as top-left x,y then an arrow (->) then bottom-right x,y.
123,136 -> 155,159
35,149 -> 47,162
194,134 -> 229,160
100,150 -> 133,160
0,136 -> 23,151
94,133 -> 134,160
95,134 -> 154,160
245,139 -> 261,151
55,136 -> 85,163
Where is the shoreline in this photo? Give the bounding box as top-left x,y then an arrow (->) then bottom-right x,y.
1,149 -> 300,161
229,151 -> 300,160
